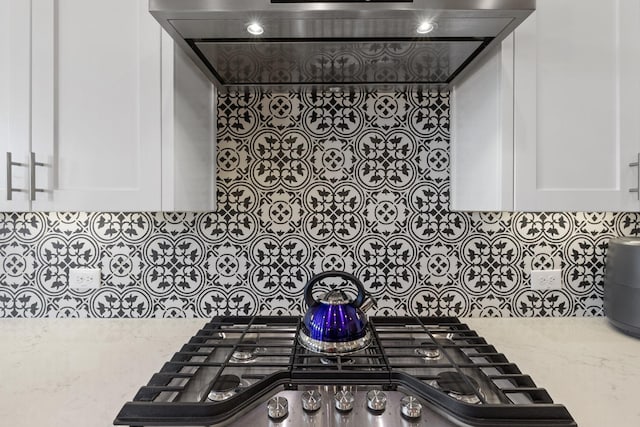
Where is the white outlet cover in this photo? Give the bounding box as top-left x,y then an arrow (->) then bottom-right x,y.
69,268 -> 101,290
530,269 -> 562,290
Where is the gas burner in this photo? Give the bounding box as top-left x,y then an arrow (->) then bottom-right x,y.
207,375 -> 249,402
430,333 -> 455,344
431,372 -> 483,405
320,356 -> 355,365
415,334 -> 455,361
415,343 -> 441,360
230,341 -> 264,363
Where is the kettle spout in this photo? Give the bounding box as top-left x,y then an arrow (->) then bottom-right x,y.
359,295 -> 377,313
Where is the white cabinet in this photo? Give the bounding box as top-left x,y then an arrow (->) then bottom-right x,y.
30,0 -> 162,211
161,34 -> 217,212
451,0 -> 640,212
0,0 -> 31,211
1,0 -> 215,212
450,34 -> 515,211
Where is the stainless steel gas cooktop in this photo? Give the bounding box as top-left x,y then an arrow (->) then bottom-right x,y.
114,316 -> 576,427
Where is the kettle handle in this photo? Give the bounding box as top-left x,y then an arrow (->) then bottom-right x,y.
303,271 -> 367,308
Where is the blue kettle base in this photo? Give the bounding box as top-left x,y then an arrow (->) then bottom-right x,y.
300,271 -> 375,355
298,327 -> 372,355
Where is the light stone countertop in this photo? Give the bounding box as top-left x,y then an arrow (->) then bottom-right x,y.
0,317 -> 638,427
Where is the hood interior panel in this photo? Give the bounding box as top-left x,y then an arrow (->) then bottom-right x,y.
192,39 -> 487,85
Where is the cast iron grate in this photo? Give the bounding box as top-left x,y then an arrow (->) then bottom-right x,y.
114,315 -> 576,426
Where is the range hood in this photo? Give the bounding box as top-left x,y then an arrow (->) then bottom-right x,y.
150,0 -> 535,92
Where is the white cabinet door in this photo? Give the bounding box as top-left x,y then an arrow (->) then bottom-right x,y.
620,0 -> 640,209
30,0 -> 162,212
451,0 -> 640,212
513,0 -> 640,211
0,0 -> 31,211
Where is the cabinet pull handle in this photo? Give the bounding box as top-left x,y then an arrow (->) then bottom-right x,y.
6,152 -> 27,201
30,152 -> 46,201
630,153 -> 640,199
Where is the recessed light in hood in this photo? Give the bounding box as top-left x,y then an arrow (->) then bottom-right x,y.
246,22 -> 264,36
416,21 -> 436,34
150,0 -> 535,92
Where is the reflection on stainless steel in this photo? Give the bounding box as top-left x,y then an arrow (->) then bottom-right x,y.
197,41 -> 478,85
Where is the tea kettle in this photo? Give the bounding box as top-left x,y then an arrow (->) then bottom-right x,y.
299,271 -> 376,354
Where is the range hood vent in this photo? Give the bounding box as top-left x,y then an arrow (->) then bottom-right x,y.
150,0 -> 534,92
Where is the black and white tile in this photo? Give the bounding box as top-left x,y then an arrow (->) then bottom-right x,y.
0,88 -> 636,318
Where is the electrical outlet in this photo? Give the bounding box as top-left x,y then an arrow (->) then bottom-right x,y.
530,269 -> 562,290
69,268 -> 101,290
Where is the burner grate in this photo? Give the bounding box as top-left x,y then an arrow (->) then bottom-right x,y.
115,316 -> 576,427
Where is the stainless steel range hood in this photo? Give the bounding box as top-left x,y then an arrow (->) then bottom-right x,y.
150,0 -> 534,92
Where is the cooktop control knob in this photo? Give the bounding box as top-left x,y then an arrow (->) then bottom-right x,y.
267,396 -> 288,420
366,389 -> 387,412
334,390 -> 355,412
401,395 -> 423,419
301,390 -> 322,412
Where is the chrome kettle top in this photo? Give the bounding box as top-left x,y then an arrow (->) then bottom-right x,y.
320,290 -> 351,305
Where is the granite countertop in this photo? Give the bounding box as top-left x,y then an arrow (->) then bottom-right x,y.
0,317 -> 638,427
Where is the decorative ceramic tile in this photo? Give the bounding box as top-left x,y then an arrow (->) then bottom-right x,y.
521,241 -> 564,275
459,235 -> 523,297
90,287 -> 152,318
89,212 -> 154,243
36,235 -> 100,296
562,234 -> 611,297
1,88 -> 639,318
512,213 -> 575,243
0,212 -> 46,243
0,241 -> 35,288
0,287 -> 46,317
417,242 -> 459,288
48,293 -> 89,318
302,89 -> 364,137
310,136 -> 355,182
205,243 -> 249,289
258,91 -> 302,130
142,235 -> 206,297
100,241 -> 142,288
152,212 -> 197,236
513,289 -> 574,317
355,130 -> 417,191
197,287 -> 258,317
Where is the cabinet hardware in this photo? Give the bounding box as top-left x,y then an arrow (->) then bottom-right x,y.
630,153 -> 640,200
6,152 -> 27,201
30,152 -> 46,201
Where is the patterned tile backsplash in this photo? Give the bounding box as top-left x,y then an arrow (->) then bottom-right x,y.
1,89 -> 638,318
